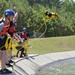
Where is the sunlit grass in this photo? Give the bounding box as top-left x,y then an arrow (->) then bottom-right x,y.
12,35 -> 75,55
28,35 -> 75,54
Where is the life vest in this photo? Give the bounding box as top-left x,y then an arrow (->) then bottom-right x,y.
8,25 -> 16,33
21,32 -> 27,39
8,21 -> 16,37
0,19 -> 10,35
8,24 -> 16,37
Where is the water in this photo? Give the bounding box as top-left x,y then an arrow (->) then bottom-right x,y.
35,58 -> 75,75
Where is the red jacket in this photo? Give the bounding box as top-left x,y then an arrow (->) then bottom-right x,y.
21,32 -> 27,39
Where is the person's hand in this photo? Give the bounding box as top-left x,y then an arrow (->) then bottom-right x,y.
7,33 -> 11,37
13,6 -> 18,12
20,40 -> 23,44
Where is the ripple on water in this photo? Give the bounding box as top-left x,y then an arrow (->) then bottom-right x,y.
35,58 -> 75,75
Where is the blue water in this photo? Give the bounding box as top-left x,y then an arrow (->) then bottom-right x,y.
35,58 -> 75,75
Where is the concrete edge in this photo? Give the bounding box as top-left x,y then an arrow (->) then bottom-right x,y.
12,51 -> 75,75
34,51 -> 75,75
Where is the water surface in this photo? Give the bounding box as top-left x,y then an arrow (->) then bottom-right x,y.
35,58 -> 75,75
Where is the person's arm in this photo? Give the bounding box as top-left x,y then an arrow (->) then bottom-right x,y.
13,7 -> 18,21
13,33 -> 18,40
13,33 -> 23,43
6,32 -> 11,37
13,12 -> 18,21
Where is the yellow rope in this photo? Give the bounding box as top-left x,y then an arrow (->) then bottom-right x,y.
28,18 -> 48,43
27,12 -> 58,48
5,36 -> 12,50
0,36 -> 12,50
39,21 -> 47,38
0,45 -> 5,50
15,39 -> 29,53
31,19 -> 46,38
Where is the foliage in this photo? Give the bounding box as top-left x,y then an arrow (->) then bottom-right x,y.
0,0 -> 75,37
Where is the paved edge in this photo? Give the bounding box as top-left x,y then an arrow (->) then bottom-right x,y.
34,51 -> 75,75
13,51 -> 75,75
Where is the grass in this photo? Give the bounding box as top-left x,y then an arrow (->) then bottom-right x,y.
27,35 -> 75,55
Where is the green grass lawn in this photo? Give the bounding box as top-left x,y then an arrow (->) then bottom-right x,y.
27,35 -> 75,54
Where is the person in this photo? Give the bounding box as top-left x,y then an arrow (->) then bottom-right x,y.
21,27 -> 28,56
6,6 -> 19,64
0,9 -> 15,73
21,27 -> 28,42
6,7 -> 23,66
16,27 -> 28,57
6,21 -> 23,67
